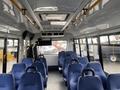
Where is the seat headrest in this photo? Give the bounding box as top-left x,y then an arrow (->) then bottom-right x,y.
87,62 -> 102,71
22,58 -> 33,67
78,57 -> 88,65
69,63 -> 83,73
25,66 -> 38,73
0,74 -> 15,87
82,68 -> 95,77
78,76 -> 104,90
107,74 -> 120,90
20,72 -> 42,85
12,64 -> 26,72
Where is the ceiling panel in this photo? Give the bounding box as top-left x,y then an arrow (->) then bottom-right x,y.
27,0 -> 83,12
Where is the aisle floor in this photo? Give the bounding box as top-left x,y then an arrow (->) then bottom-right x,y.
47,71 -> 67,90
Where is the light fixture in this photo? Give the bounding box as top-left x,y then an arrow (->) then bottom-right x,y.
34,6 -> 58,12
50,21 -> 66,26
41,14 -> 67,21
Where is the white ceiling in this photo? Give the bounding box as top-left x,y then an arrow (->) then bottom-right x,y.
0,0 -> 120,38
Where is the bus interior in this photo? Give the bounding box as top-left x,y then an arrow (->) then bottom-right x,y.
0,0 -> 120,90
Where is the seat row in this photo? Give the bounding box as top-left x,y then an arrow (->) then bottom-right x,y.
0,55 -> 48,90
58,51 -> 120,90
77,69 -> 120,90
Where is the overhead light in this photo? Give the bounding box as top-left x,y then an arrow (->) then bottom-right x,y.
96,24 -> 109,30
50,21 -> 66,26
41,14 -> 67,21
34,6 -> 58,12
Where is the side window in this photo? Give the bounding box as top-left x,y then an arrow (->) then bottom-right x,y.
100,36 -> 109,44
7,39 -> 18,73
109,35 -> 120,44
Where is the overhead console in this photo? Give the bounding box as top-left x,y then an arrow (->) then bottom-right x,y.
41,31 -> 64,38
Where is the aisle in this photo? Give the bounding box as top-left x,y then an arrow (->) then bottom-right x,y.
47,71 -> 67,90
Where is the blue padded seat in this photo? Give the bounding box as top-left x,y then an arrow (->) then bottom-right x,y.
11,63 -> 26,88
78,57 -> 89,67
32,62 -> 47,88
68,63 -> 83,90
63,59 -> 79,80
78,76 -> 104,90
22,58 -> 33,68
107,74 -> 120,90
63,57 -> 78,81
58,51 -> 65,71
60,51 -> 77,71
18,66 -> 44,90
86,62 -> 107,89
0,74 -> 15,90
35,57 -> 48,76
65,51 -> 77,58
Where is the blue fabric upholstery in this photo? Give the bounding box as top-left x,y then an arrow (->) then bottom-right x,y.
32,62 -> 47,88
107,74 -> 120,90
18,71 -> 44,90
58,51 -> 65,71
35,58 -> 48,76
0,74 -> 15,90
22,58 -> 33,68
63,57 -> 78,80
77,76 -> 104,90
78,57 -> 88,67
86,62 -> 107,89
11,63 -> 26,88
68,63 -> 83,90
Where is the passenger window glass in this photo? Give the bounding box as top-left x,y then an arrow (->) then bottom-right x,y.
92,38 -> 98,44
102,45 -> 120,74
80,38 -> 87,57
37,41 -> 67,55
100,36 -> 109,44
81,44 -> 87,57
74,39 -> 78,44
14,40 -> 18,46
0,39 -> 4,73
109,35 -> 120,44
7,39 -> 13,47
75,44 -> 80,55
7,39 -> 18,73
88,38 -> 99,61
82,39 -> 86,44
88,38 -> 92,44
80,39 -> 83,44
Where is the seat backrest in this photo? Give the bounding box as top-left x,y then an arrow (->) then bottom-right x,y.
63,58 -> 79,78
67,63 -> 83,86
68,63 -> 83,75
18,68 -> 44,90
65,51 -> 77,58
58,51 -> 65,58
86,62 -> 107,89
11,63 -> 26,87
32,62 -> 46,79
22,58 -> 33,67
0,74 -> 15,90
11,63 -> 26,79
35,58 -> 48,75
78,76 -> 104,90
78,57 -> 88,67
58,51 -> 65,67
107,74 -> 120,90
